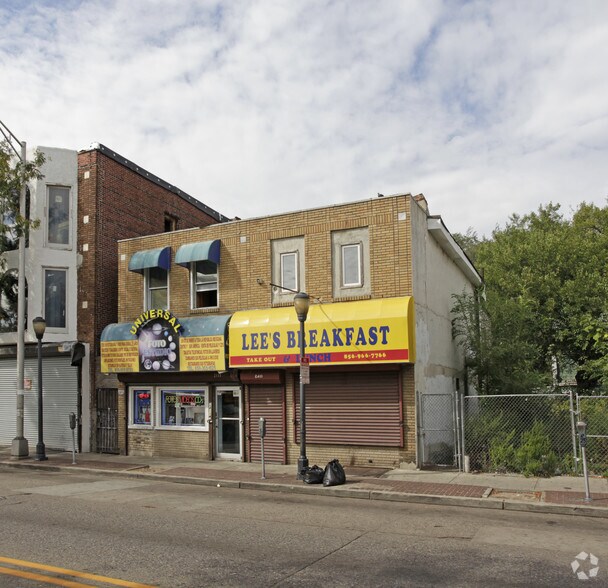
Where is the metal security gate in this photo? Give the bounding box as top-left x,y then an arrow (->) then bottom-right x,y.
417,392 -> 458,467
96,388 -> 118,454
0,356 -> 78,450
248,385 -> 286,464
294,371 -> 402,446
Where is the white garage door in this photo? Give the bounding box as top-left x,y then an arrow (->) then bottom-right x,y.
0,356 -> 78,451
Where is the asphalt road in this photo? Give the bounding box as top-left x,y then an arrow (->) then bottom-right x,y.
0,469 -> 606,587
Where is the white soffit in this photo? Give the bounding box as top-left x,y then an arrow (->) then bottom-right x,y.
427,217 -> 483,287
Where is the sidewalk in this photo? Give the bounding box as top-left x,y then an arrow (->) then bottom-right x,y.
1,448 -> 607,518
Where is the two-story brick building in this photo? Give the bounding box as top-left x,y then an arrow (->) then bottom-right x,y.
101,193 -> 481,469
0,143 -> 227,456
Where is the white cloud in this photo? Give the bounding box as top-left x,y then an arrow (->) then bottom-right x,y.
0,0 -> 606,236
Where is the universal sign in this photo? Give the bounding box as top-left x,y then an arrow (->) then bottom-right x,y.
133,309 -> 182,372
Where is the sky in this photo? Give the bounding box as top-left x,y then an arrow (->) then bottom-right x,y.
1,0 -> 607,237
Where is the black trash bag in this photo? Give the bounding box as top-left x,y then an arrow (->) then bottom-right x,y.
303,465 -> 325,484
323,459 -> 346,487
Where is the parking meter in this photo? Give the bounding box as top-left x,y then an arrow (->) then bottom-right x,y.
259,417 -> 267,438
68,412 -> 77,464
577,420 -> 587,447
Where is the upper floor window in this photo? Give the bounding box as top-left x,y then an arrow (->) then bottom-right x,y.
191,261 -> 218,309
164,214 -> 178,233
145,267 -> 168,310
332,227 -> 370,298
341,243 -> 362,287
280,252 -> 298,292
47,186 -> 71,247
44,268 -> 67,329
271,237 -> 305,305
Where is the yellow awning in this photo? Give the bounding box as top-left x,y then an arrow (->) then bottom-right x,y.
229,296 -> 415,367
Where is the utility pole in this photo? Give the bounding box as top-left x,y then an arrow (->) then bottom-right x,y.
12,138 -> 28,458
0,120 -> 29,458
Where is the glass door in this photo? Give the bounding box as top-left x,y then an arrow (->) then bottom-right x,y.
215,387 -> 242,459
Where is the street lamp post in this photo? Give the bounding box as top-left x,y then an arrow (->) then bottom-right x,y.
294,292 -> 310,480
33,317 -> 47,461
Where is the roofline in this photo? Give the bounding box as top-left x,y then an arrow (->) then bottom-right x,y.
79,143 -> 230,223
427,216 -> 483,287
118,192 -> 415,243
213,191 -> 415,226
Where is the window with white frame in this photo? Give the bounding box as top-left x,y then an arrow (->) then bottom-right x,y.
191,261 -> 218,309
131,388 -> 153,426
271,237 -> 305,305
128,387 -> 210,430
341,243 -> 362,287
280,252 -> 298,292
47,186 -> 71,246
44,268 -> 67,329
145,267 -> 168,310
159,388 -> 208,428
331,227 -> 370,298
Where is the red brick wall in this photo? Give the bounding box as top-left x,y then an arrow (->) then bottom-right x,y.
77,147 -> 223,450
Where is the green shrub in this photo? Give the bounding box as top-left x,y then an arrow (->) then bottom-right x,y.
466,411 -> 511,471
489,429 -> 518,472
515,422 -> 558,477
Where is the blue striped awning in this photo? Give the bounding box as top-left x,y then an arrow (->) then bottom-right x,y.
175,240 -> 221,268
128,246 -> 171,274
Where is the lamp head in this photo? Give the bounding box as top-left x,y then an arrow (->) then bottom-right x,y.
576,420 -> 587,435
32,316 -> 46,340
293,292 -> 310,322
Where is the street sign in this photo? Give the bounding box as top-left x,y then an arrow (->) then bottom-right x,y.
300,356 -> 310,384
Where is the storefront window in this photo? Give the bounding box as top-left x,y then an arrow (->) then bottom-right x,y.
160,388 -> 207,428
132,388 -> 153,426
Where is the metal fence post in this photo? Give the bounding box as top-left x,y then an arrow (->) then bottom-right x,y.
453,388 -> 462,471
569,390 -> 578,474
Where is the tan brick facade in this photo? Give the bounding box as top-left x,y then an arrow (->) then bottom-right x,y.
118,195 -> 413,320
114,194 -> 421,468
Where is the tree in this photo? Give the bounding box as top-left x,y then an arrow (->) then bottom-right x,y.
452,201 -> 608,393
452,288 -> 549,395
0,141 -> 44,329
452,228 -> 482,266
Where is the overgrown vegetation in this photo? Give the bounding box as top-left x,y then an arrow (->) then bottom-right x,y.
0,140 -> 44,329
453,202 -> 608,393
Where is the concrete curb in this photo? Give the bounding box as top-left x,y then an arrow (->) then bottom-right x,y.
2,461 -> 607,519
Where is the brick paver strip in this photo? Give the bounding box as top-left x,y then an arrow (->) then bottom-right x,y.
352,479 -> 488,498
544,491 -> 608,505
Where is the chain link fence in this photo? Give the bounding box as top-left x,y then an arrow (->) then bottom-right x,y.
417,390 -> 608,476
461,393 -> 577,476
577,395 -> 608,476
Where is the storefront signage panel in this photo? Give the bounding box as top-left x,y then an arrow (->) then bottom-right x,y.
101,312 -> 229,373
101,339 -> 139,373
180,335 -> 225,371
229,296 -> 415,367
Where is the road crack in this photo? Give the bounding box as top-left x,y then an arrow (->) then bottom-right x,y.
270,531 -> 368,587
